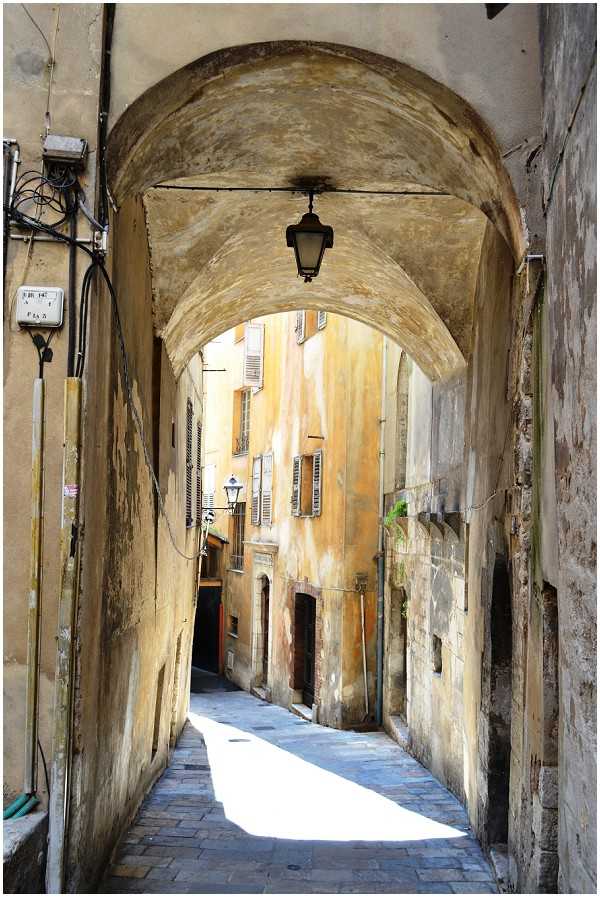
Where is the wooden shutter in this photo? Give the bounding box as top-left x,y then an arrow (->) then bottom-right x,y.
251,455 -> 262,524
312,450 -> 323,516
291,455 -> 302,515
244,322 -> 264,388
261,453 -> 273,525
195,422 -> 202,522
185,399 -> 193,525
295,310 -> 306,344
317,311 -> 327,330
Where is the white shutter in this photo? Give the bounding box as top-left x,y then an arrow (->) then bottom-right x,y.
251,456 -> 262,524
203,464 -> 216,510
291,456 -> 302,515
244,323 -> 264,388
261,453 -> 273,525
317,311 -> 327,330
295,310 -> 306,344
312,450 -> 323,516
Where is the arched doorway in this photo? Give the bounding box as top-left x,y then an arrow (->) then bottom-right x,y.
483,553 -> 513,850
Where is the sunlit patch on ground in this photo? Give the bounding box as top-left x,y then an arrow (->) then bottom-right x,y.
188,711 -> 467,843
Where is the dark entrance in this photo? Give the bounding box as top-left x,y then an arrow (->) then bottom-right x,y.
193,586 -> 222,674
487,554 -> 513,846
294,593 -> 316,706
261,577 -> 270,685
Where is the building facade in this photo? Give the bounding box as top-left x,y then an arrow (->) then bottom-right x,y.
201,312 -> 383,728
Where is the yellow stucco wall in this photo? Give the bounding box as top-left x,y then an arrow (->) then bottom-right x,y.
203,312 -> 382,727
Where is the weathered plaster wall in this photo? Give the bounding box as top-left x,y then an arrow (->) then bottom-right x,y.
3,2 -> 103,808
66,195 -> 202,891
383,350 -> 467,801
540,6 -> 597,893
382,221 -> 518,865
204,313 -> 382,729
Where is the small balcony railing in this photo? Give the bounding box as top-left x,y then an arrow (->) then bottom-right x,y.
234,433 -> 249,455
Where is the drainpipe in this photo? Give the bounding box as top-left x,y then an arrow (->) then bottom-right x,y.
24,378 -> 45,800
359,589 -> 369,719
47,378 -> 82,895
376,338 -> 387,727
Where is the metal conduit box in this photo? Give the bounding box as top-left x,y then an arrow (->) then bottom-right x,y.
16,285 -> 64,327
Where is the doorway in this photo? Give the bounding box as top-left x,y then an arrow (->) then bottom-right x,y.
294,593 -> 317,707
260,576 -> 270,686
193,586 -> 222,674
487,554 -> 513,847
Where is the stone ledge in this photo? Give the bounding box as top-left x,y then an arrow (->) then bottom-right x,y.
3,809 -> 48,894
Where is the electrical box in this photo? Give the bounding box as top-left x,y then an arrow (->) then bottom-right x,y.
42,135 -> 88,170
16,286 -> 64,327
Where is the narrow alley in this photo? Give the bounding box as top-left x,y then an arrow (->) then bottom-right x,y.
102,684 -> 497,895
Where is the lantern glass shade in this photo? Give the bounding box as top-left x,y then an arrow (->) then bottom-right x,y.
223,474 -> 243,511
286,211 -> 334,282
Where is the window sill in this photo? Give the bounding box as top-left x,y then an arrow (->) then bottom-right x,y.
227,632 -> 239,639
232,450 -> 248,458
228,567 -> 245,574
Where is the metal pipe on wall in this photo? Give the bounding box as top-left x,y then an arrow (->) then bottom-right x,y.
360,590 -> 369,718
46,378 -> 82,895
376,338 -> 387,726
24,378 -> 45,797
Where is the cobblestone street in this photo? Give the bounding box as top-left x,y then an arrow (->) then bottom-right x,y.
102,686 -> 497,894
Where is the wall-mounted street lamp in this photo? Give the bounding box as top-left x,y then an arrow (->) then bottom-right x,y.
286,190 -> 334,282
222,473 -> 244,512
199,473 -> 244,558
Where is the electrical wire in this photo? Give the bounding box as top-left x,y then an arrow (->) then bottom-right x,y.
37,738 -> 50,797
9,206 -> 206,561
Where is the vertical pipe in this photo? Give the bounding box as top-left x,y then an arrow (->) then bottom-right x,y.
360,591 -> 369,718
47,378 -> 82,895
24,378 -> 45,795
376,339 -> 387,726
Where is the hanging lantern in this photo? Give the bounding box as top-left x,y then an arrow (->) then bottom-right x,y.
286,191 -> 334,282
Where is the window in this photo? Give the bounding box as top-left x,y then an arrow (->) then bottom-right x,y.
291,450 -> 322,517
432,635 -> 442,675
185,399 -> 193,526
229,615 -> 239,637
230,501 -> 246,571
195,422 -> 202,523
243,322 -> 264,389
233,388 -> 251,455
251,452 -> 274,526
295,310 -> 325,343
203,463 -> 216,511
295,310 -> 306,344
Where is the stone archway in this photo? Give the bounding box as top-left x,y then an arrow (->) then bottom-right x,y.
106,41 -> 524,381
70,36 -> 527,892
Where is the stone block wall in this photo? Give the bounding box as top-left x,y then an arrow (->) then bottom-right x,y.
540,6 -> 597,893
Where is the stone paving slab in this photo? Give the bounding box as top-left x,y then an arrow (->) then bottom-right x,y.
100,688 -> 498,894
